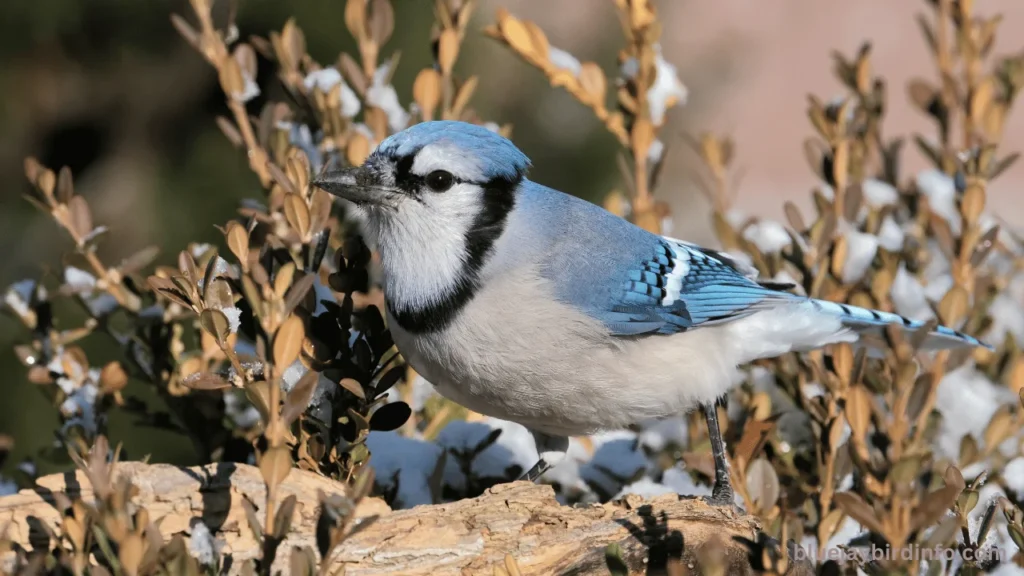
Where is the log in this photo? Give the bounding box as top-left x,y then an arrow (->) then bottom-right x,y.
0,462 -> 812,575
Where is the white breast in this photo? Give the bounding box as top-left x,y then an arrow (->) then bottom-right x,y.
387,265 -> 744,436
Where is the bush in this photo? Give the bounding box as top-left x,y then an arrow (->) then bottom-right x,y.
3,0 -> 1024,573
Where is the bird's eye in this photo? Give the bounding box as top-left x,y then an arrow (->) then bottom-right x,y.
425,170 -> 455,192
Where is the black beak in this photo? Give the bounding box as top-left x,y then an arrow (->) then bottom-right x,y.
312,166 -> 400,207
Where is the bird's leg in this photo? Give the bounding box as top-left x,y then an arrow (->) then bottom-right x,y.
519,431 -> 568,483
701,401 -> 735,507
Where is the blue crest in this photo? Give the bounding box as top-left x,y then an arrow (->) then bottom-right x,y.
373,121 -> 531,182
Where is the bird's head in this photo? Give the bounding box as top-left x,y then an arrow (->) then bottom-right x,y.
313,121 -> 532,323
314,120 -> 529,222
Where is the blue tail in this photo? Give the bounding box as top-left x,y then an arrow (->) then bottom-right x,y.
804,298 -> 993,351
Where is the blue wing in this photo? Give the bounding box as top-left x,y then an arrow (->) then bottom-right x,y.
598,237 -> 798,336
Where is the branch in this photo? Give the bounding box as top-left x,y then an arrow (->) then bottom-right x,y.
0,462 -> 812,575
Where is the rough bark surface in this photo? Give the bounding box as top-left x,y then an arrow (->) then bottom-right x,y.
0,462 -> 812,575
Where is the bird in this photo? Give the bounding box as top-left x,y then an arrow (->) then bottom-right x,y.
312,120 -> 992,507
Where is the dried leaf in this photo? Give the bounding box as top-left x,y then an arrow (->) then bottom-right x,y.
438,28 -> 460,76
200,309 -> 231,342
784,201 -> 806,232
745,458 -> 780,510
67,196 -> 93,240
937,286 -> 969,327
368,0 -> 394,45
225,221 -> 250,266
259,446 -> 293,490
578,62 -> 607,106
834,492 -> 886,534
413,69 -> 443,121
344,0 -> 367,41
339,378 -> 367,400
498,15 -> 535,60
451,76 -> 478,116
347,132 -> 371,166
971,224 -> 1000,267
182,373 -> 232,391
845,384 -> 872,444
910,484 -> 961,533
56,166 -> 74,204
204,278 -> 234,310
170,13 -> 200,48
274,262 -> 297,300
284,194 -> 311,238
274,315 -> 306,368
282,371 -> 318,425
99,361 -> 129,394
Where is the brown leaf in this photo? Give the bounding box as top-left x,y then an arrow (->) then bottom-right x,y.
182,373 -> 232,391
438,28 -> 460,76
233,44 -> 258,82
282,371 -> 318,425
274,315 -> 305,368
67,196 -> 93,240
937,286 -> 969,327
990,152 -> 1020,180
831,343 -> 854,383
344,0 -> 367,41
339,378 -> 367,400
845,384 -> 872,445
368,0 -> 394,46
240,496 -> 263,541
412,69 -> 442,122
56,166 -> 74,204
498,15 -> 535,60
908,78 -> 938,112
118,533 -> 144,574
338,52 -> 367,95
745,458 -> 780,511
833,492 -> 886,534
578,62 -> 607,106
734,417 -> 775,469
170,13 -> 200,48
200,309 -> 231,343
347,132 -> 371,166
204,278 -> 234,311
984,406 -> 1014,451
830,235 -> 848,279
910,484 -> 961,533
274,262 -> 297,300
259,446 -> 293,490
783,201 -> 806,232
971,224 -> 1000,267
225,222 -> 250,266
451,76 -> 478,116
178,251 -> 200,284
99,362 -> 129,394
218,56 -> 246,99
284,194 -> 311,238
283,273 -> 316,317
308,188 -> 332,236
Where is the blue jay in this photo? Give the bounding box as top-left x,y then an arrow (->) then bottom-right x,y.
313,120 -> 991,506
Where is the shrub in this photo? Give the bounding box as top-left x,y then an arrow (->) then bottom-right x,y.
3,0 -> 1024,573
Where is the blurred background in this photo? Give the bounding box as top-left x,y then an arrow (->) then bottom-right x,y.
1,0 -> 1022,473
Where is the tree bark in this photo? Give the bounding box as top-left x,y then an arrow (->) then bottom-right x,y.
0,462 -> 812,575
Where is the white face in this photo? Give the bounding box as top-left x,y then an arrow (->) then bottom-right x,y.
355,140 -> 516,317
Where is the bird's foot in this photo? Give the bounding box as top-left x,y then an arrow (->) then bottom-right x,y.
698,484 -> 744,514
